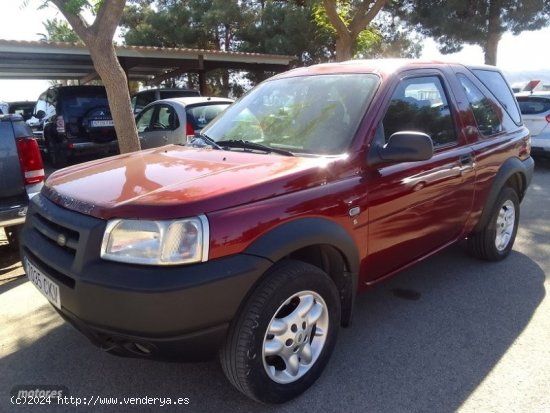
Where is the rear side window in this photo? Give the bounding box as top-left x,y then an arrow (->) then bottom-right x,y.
458,75 -> 504,136
472,69 -> 522,124
187,104 -> 230,129
517,97 -> 550,115
12,120 -> 33,138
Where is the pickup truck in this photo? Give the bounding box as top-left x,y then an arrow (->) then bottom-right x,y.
21,60 -> 533,403
0,114 -> 44,249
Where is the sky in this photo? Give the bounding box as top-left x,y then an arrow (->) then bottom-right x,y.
0,1 -> 549,102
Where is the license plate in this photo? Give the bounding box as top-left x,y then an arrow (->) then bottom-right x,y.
24,257 -> 61,310
91,120 -> 114,127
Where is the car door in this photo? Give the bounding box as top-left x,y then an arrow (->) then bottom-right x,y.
365,71 -> 476,282
137,104 -> 180,149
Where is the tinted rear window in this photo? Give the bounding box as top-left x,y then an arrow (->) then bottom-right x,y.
472,69 -> 522,124
517,96 -> 550,115
187,104 -> 231,129
60,89 -> 110,118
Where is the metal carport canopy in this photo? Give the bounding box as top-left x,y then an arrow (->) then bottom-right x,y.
0,39 -> 293,92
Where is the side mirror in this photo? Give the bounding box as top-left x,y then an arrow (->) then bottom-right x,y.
368,131 -> 433,166
35,110 -> 46,119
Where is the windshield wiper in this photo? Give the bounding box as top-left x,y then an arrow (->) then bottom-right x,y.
187,133 -> 224,150
217,139 -> 294,156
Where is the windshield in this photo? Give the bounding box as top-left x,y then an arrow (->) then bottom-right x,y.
202,74 -> 379,155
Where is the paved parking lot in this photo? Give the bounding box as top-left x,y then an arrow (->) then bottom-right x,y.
1,159 -> 549,413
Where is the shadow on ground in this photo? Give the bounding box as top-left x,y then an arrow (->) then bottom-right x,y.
0,244 -> 545,413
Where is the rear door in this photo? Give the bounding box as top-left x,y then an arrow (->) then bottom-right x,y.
365,70 -> 476,281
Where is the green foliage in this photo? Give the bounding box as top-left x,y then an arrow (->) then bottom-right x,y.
38,18 -> 81,42
120,0 -> 422,92
395,0 -> 550,55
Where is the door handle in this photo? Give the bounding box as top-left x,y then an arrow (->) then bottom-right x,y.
458,154 -> 475,173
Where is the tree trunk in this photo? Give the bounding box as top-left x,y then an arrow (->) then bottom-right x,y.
484,0 -> 502,65
51,0 -> 141,154
89,43 -> 141,153
335,35 -> 354,62
323,0 -> 387,62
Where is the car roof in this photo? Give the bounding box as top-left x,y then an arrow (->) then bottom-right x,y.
134,87 -> 199,93
270,58 -> 498,80
152,96 -> 234,106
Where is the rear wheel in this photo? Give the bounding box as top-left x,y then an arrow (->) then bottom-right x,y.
220,260 -> 340,404
468,186 -> 519,261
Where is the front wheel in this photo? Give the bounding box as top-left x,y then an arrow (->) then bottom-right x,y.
468,186 -> 520,261
220,260 -> 341,404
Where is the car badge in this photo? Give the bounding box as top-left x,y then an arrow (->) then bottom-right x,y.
57,234 -> 67,247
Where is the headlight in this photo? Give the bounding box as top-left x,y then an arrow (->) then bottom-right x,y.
100,215 -> 209,265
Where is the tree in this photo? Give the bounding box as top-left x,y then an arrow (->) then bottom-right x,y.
395,0 -> 550,65
122,0 -> 252,96
35,0 -> 140,153
321,0 -> 388,61
238,1 -> 334,65
38,18 -> 80,43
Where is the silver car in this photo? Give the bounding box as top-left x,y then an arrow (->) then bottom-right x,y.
516,92 -> 550,157
135,96 -> 233,149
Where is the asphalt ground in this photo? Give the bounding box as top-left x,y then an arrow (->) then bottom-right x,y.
1,158 -> 549,413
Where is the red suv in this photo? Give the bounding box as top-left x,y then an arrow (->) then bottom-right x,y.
21,60 -> 533,403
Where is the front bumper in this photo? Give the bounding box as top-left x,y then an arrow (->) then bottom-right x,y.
21,194 -> 272,360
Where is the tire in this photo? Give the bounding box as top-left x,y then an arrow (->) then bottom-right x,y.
47,138 -> 68,168
468,186 -> 519,261
220,260 -> 341,404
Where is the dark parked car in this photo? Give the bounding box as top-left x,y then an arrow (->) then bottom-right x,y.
0,114 -> 44,249
31,85 -> 117,168
8,101 -> 35,121
131,88 -> 201,114
22,60 -> 533,403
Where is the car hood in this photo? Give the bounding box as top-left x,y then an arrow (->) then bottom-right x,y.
43,145 -> 343,220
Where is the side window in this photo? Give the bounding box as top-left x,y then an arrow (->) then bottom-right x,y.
472,69 -> 522,124
44,91 -> 57,118
136,106 -> 155,132
382,76 -> 457,147
135,92 -> 153,113
34,92 -> 48,115
458,74 -> 504,136
157,105 -> 179,130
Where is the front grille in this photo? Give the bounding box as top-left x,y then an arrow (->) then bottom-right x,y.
24,193 -> 106,282
31,213 -> 79,255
